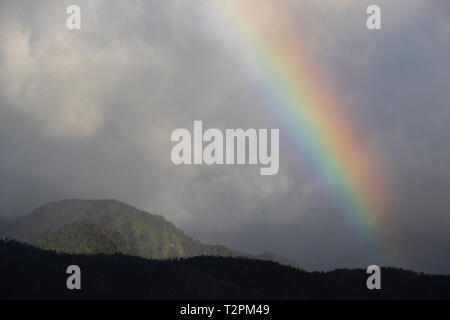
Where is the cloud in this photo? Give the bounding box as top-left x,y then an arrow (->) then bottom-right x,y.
0,2 -> 174,139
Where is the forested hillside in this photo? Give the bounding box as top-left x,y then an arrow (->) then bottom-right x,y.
1,240 -> 449,300
4,199 -> 296,266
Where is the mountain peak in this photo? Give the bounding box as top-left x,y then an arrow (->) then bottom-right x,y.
5,199 -> 298,267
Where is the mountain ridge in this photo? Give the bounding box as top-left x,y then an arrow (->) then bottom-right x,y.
4,199 -> 298,267
2,239 -> 450,299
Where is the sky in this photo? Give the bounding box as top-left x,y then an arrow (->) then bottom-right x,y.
0,0 -> 449,273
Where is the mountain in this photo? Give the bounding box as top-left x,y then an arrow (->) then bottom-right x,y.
1,240 -> 450,299
4,199 -> 297,266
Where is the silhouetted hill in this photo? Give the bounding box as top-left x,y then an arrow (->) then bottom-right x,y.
1,240 -> 449,299
4,199 -> 297,266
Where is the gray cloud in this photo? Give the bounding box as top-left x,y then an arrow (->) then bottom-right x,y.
0,0 -> 449,273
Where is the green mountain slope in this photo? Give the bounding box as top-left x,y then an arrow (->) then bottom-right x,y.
5,199 -> 297,266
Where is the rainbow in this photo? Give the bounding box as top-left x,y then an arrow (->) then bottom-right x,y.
216,1 -> 388,249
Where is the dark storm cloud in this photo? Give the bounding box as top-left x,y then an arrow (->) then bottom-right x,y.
0,0 -> 449,273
